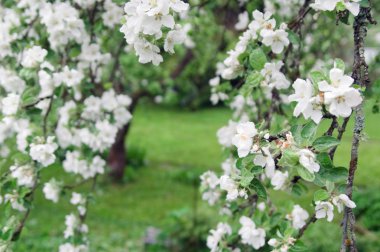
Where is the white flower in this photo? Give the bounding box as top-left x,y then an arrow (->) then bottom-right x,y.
258,202 -> 266,211
164,27 -> 186,54
200,171 -> 219,189
29,136 -> 58,167
43,180 -> 61,203
207,222 -> 232,252
4,191 -> 26,212
40,2 -> 86,50
64,213 -> 79,238
221,158 -> 240,176
59,243 -> 89,252
2,93 -> 20,116
332,194 -> 356,213
250,10 -> 275,31
10,164 -> 35,188
287,205 -> 309,229
232,122 -> 257,157
102,0 -> 124,28
120,0 -> 189,65
202,191 -> 221,206
311,0 -> 360,16
261,61 -> 290,91
70,192 -> 85,205
235,11 -> 249,30
254,147 -> 275,178
289,78 -> 323,124
261,28 -> 289,54
271,171 -> 289,190
219,175 -> 246,201
268,238 -> 279,247
299,149 -> 320,174
217,121 -> 237,148
315,201 -> 334,222
209,76 -> 220,87
311,0 -> 339,12
54,66 -> 84,88
319,68 -> 362,118
21,46 -> 48,68
238,216 -> 266,250
219,175 -> 238,201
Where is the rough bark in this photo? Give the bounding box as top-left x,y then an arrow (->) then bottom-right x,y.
108,90 -> 148,182
340,4 -> 376,252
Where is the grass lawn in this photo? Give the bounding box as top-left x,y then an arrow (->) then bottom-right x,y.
13,102 -> 380,251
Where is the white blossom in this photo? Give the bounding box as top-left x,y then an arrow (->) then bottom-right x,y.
232,122 -> 257,158
318,68 -> 362,118
235,11 -> 249,30
217,121 -> 237,148
287,205 -> 309,229
289,78 -> 323,124
271,170 -> 288,190
29,136 -> 58,167
311,0 -> 360,16
254,147 -> 276,178
299,149 -> 320,174
10,164 -> 35,188
238,216 -> 266,249
207,222 -> 232,252
43,179 -> 61,203
21,46 -> 47,68
315,201 -> 334,222
332,194 -> 356,213
2,93 -> 20,116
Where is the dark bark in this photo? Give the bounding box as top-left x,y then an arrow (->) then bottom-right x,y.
108,90 -> 149,182
341,4 -> 376,252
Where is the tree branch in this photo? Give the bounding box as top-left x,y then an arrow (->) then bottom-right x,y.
341,4 -> 376,252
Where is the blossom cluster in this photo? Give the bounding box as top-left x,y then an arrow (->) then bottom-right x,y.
219,10 -> 289,80
0,0 -> 133,250
200,2 -> 362,250
311,0 -> 361,16
289,65 -> 362,123
120,0 -> 192,65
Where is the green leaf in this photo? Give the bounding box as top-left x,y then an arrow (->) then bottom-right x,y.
360,0 -> 370,7
236,156 -> 255,170
290,240 -> 308,252
236,159 -> 243,170
21,86 -> 40,105
291,183 -> 308,197
250,178 -> 267,200
249,48 -> 267,70
251,165 -> 264,175
317,153 -> 333,169
246,72 -> 264,87
290,125 -> 303,145
334,58 -> 346,71
288,30 -> 300,46
240,72 -> 264,97
321,167 -> 348,182
310,71 -> 326,84
314,189 -> 330,202
278,149 -> 299,167
336,2 -> 346,12
301,121 -> 318,146
313,136 -> 340,152
326,180 -> 335,192
296,165 -> 315,182
240,168 -> 255,187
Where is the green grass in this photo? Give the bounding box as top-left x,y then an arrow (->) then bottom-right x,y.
12,102 -> 380,251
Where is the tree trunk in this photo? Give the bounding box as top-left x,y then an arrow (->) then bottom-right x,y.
108,90 -> 147,182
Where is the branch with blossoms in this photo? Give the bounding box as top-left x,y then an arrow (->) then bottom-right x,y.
200,1 -> 375,251
0,1 -> 136,250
